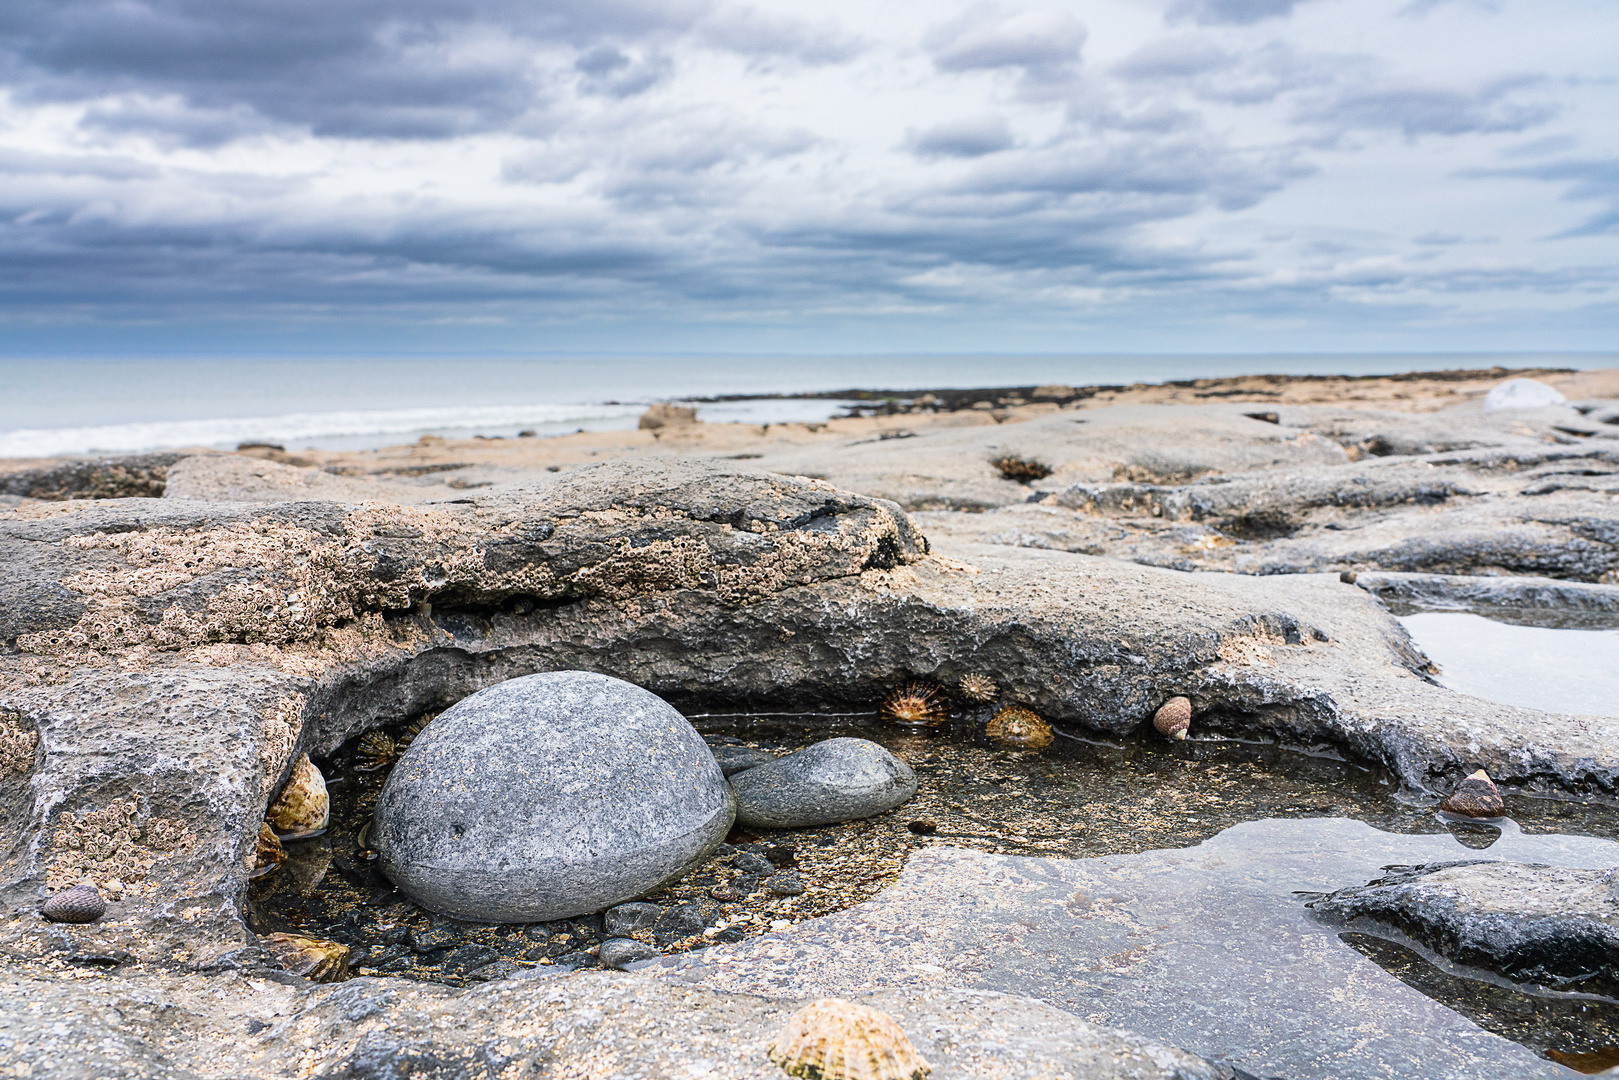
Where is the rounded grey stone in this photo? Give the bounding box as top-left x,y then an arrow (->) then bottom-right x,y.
730,737 -> 917,829
599,938 -> 658,970
373,671 -> 734,923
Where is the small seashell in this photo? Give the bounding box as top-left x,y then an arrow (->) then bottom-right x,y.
355,731 -> 396,770
768,998 -> 931,1080
103,879 -> 124,901
265,754 -> 329,839
247,822 -> 286,879
985,706 -> 1053,749
265,932 -> 350,983
957,673 -> 999,704
907,819 -> 937,836
1153,697 -> 1192,740
1440,769 -> 1505,818
881,683 -> 945,728
42,881 -> 107,924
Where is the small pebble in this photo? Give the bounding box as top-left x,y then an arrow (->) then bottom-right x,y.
603,902 -> 661,937
709,885 -> 744,902
465,960 -> 519,982
103,879 -> 124,901
908,819 -> 938,836
599,938 -> 658,969
764,871 -> 805,897
734,850 -> 773,874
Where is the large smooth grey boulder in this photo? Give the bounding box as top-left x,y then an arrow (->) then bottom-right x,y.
372,671 -> 734,922
731,737 -> 917,829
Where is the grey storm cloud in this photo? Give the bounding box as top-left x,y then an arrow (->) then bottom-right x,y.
1295,77 -> 1557,139
0,0 -> 1607,341
907,116 -> 1016,158
0,0 -> 852,140
1165,0 -> 1306,27
1469,158 -> 1619,237
927,7 -> 1086,91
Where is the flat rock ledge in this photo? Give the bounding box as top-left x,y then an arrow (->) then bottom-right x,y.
1310,860 -> 1619,997
0,967 -> 1235,1080
2,458 -> 1616,976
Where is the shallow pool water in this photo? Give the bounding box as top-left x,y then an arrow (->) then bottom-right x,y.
253,709 -> 1619,1076
1399,611 -> 1619,717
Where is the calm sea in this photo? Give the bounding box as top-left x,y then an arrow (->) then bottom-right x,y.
2,353 -> 1611,458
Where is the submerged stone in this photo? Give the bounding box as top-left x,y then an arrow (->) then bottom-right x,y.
709,745 -> 778,777
372,671 -> 734,923
730,738 -> 917,829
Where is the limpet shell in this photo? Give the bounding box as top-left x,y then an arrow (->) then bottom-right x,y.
769,998 -> 931,1080
985,706 -> 1053,749
1440,770 -> 1504,818
265,753 -> 329,839
42,881 -> 107,924
266,932 -> 350,983
1153,697 -> 1191,740
248,822 -> 285,879
957,673 -> 999,704
881,683 -> 945,728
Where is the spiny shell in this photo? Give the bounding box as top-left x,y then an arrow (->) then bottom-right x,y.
356,731 -> 396,769
985,706 -> 1053,749
266,933 -> 350,983
395,712 -> 436,750
957,673 -> 999,704
1153,697 -> 1192,740
265,753 -> 329,839
768,998 -> 931,1080
247,822 -> 285,879
41,881 -> 107,924
1440,770 -> 1504,818
881,683 -> 945,728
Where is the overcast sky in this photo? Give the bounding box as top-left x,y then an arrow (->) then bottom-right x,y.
0,0 -> 1614,355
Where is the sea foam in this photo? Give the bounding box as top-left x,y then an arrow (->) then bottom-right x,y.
0,403 -> 645,458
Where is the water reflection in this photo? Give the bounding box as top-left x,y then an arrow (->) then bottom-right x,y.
1399,611 -> 1619,717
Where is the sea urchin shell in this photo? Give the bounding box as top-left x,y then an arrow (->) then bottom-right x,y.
42,881 -> 107,924
768,998 -> 931,1080
881,683 -> 945,727
957,673 -> 999,703
355,731 -> 396,770
1440,770 -> 1504,818
985,706 -> 1053,749
1153,697 -> 1192,740
265,753 -> 330,839
266,933 -> 350,983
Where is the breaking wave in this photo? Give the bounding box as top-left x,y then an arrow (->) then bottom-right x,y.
0,403 -> 646,458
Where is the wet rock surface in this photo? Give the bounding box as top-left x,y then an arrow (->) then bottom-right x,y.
0,970 -> 1231,1080
4,384 -> 1619,1079
1310,860 -> 1619,998
372,671 -> 734,922
655,818 -> 1619,1080
731,737 -> 918,829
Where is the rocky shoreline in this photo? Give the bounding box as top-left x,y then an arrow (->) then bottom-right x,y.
3,369 -> 1618,1078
